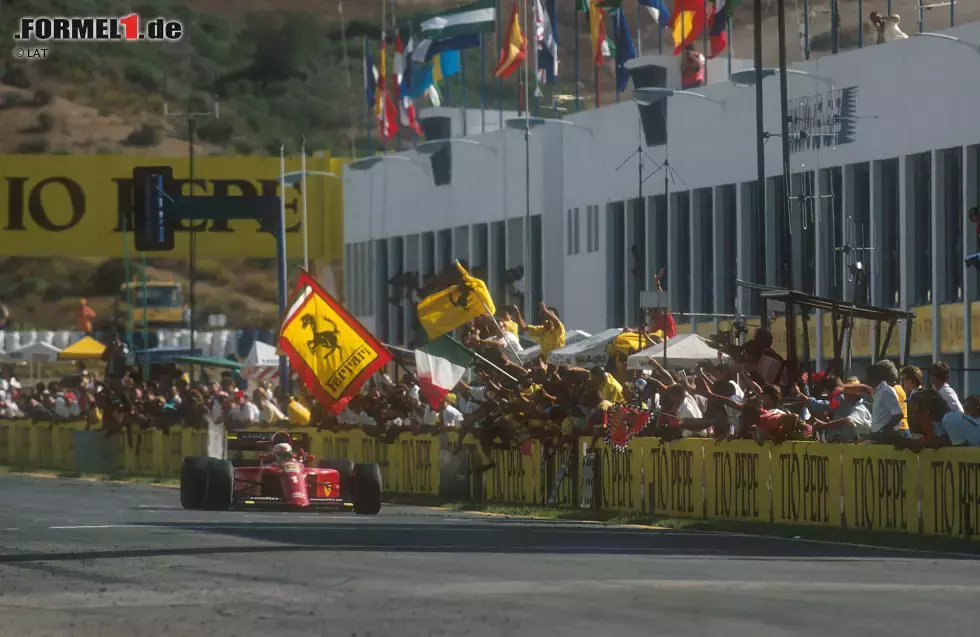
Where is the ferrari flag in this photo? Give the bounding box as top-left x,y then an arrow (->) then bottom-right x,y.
416,262 -> 496,340
279,270 -> 392,414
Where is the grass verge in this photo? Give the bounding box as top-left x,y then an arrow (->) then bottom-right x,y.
435,501 -> 980,555
0,464 -> 179,487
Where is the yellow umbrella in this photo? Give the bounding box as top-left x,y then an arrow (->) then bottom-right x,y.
57,336 -> 106,361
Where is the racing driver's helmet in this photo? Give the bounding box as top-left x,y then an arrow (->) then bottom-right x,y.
271,442 -> 293,463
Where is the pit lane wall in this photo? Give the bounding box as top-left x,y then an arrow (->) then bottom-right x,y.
3,421 -> 979,541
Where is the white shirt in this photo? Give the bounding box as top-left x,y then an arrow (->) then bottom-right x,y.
934,412 -> 980,446
871,381 -> 903,432
336,407 -> 359,426
442,404 -> 464,427
678,394 -> 710,438
937,383 -> 964,413
492,331 -> 523,363
258,401 -> 285,424
229,402 -> 260,423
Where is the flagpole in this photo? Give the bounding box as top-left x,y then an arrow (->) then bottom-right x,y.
658,8 -> 662,53
481,33 -> 487,133
574,3 -> 580,113
803,0 -> 810,60
497,0 -> 503,128
461,52 -> 468,135
277,144 -> 290,394
301,135 -> 309,271
616,9 -> 621,104
364,37 -> 374,155
727,11 -> 733,77
522,0 -> 532,321
531,0 -> 540,117
636,0 -> 642,56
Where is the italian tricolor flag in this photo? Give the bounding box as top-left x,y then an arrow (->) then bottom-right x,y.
414,335 -> 476,409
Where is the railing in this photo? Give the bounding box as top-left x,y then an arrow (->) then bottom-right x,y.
3,420 -> 978,541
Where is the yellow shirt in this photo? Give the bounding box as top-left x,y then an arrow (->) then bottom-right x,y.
288,399 -> 311,426
500,320 -> 519,336
598,373 -> 624,404
526,321 -> 566,360
893,384 -> 909,430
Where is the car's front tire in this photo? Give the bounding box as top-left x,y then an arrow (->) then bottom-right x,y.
180,456 -> 211,510
203,459 -> 235,511
353,462 -> 383,515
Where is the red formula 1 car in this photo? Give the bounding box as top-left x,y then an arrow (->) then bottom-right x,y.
179,431 -> 382,515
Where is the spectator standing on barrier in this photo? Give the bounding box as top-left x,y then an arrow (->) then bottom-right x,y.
0,299 -> 9,330
513,302 -> 566,362
930,361 -> 963,413
75,298 -> 96,334
681,44 -> 705,89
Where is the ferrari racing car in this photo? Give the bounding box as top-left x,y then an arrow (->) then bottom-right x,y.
179,430 -> 382,514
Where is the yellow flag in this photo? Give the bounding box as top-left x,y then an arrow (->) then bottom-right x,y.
417,263 -> 496,340
279,270 -> 391,414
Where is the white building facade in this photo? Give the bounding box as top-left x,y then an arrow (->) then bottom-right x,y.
344,23 -> 980,393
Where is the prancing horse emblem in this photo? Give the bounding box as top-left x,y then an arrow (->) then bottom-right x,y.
449,282 -> 474,310
300,313 -> 340,358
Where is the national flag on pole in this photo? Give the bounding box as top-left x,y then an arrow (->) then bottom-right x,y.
364,48 -> 378,110
588,0 -> 611,64
414,335 -> 477,409
395,35 -> 423,135
669,0 -> 708,54
708,0 -> 739,59
417,33 -> 482,63
420,0 -> 497,39
416,262 -> 496,340
535,0 -> 559,85
614,7 -> 636,92
494,2 -> 526,80
376,37 -> 399,142
641,0 -> 671,23
279,270 -> 392,414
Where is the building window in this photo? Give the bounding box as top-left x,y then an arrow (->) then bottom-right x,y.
718,185 -> 737,313
771,175 -> 790,288
586,205 -> 601,253
606,202 -> 626,327
673,191 -> 691,314
695,189 -> 713,313
567,208 -> 581,255
878,158 -> 901,307
909,152 -> 932,306
942,148 -> 963,303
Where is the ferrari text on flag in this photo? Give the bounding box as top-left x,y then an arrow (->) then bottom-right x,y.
279,270 -> 392,414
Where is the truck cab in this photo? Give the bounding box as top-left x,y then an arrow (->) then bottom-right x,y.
115,280 -> 187,330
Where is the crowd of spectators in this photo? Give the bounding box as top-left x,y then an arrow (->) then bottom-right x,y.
2,270 -> 979,458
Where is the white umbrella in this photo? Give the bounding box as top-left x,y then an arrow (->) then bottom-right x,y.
518,329 -> 592,364
9,340 -> 62,364
547,328 -> 623,368
627,333 -> 728,371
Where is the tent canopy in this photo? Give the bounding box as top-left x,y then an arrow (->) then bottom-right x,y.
58,336 -> 106,361
627,333 -> 727,371
547,328 -> 623,367
245,341 -> 279,367
9,340 -> 62,363
173,356 -> 242,370
519,329 -> 591,363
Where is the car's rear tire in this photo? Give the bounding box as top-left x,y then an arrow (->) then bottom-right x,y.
318,458 -> 355,500
353,462 -> 383,515
203,459 -> 234,511
180,456 -> 211,510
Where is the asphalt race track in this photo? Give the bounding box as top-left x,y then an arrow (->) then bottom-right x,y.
1,476 -> 979,636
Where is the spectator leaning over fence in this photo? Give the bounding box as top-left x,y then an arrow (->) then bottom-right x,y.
254,389 -> 285,424
900,365 -> 923,404
900,390 -> 980,450
930,361 -> 963,413
865,360 -> 909,442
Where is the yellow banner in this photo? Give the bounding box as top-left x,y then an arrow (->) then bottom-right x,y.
920,447 -> 980,539
648,439 -> 705,517
593,441 -> 644,511
416,263 -> 496,340
770,442 -> 842,526
705,440 -> 772,522
0,154 -> 345,260
483,444 -> 539,504
841,445 -> 918,533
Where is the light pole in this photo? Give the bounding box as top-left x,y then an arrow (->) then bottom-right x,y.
163,95 -> 219,381
503,117 -> 592,322
632,88 -> 724,367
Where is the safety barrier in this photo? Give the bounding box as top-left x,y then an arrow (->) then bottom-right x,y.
4,420 -> 980,541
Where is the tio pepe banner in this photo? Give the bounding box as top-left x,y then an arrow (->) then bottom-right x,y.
0,154 -> 346,260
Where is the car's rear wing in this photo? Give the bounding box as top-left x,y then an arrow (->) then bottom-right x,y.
226,431 -> 313,453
